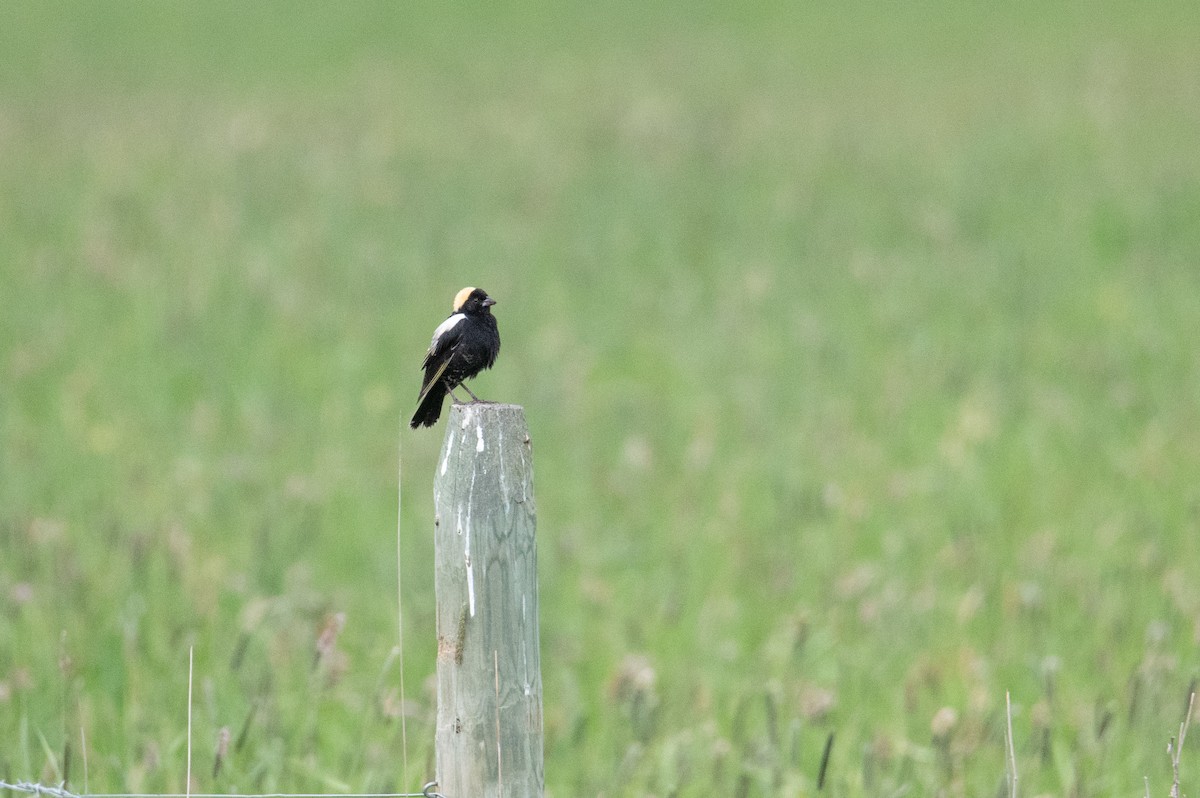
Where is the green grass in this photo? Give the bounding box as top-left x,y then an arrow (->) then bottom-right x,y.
2,1 -> 1199,795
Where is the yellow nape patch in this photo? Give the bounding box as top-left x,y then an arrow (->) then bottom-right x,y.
453,286 -> 476,311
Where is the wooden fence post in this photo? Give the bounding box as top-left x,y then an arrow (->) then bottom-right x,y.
433,403 -> 544,797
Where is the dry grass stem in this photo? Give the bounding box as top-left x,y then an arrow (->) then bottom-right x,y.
1005,691 -> 1018,798
1169,692 -> 1195,798
80,726 -> 88,795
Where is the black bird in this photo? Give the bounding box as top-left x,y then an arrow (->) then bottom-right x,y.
410,287 -> 501,428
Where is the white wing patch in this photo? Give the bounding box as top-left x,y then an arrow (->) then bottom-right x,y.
430,313 -> 465,348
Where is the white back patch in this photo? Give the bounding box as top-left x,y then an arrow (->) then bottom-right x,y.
431,313 -> 465,347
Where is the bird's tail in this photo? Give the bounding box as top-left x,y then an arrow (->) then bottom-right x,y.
409,381 -> 448,428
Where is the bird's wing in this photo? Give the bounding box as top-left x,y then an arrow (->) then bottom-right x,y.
416,313 -> 466,402
420,313 -> 465,370
416,357 -> 452,406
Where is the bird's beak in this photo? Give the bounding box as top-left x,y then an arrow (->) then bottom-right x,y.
483,297 -> 497,307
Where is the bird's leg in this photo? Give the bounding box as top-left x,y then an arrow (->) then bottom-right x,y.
444,381 -> 465,404
459,382 -> 484,403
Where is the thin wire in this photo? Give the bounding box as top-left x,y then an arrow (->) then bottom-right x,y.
0,781 -> 446,798
395,421 -> 409,785
186,648 -> 193,798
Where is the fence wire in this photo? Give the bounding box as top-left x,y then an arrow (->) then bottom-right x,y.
0,782 -> 446,798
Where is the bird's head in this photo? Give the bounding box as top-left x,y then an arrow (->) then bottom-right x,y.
453,287 -> 497,314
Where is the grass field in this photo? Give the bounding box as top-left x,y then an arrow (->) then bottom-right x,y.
2,2 -> 1199,795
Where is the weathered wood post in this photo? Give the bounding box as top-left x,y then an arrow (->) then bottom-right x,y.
433,403 -> 543,797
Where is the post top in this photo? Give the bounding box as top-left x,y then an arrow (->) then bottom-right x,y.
446,402 -> 525,416
445,402 -> 527,431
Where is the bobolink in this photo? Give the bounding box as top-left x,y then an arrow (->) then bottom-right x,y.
410,287 -> 501,429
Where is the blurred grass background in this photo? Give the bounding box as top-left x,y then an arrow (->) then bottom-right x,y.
2,1 -> 1199,795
